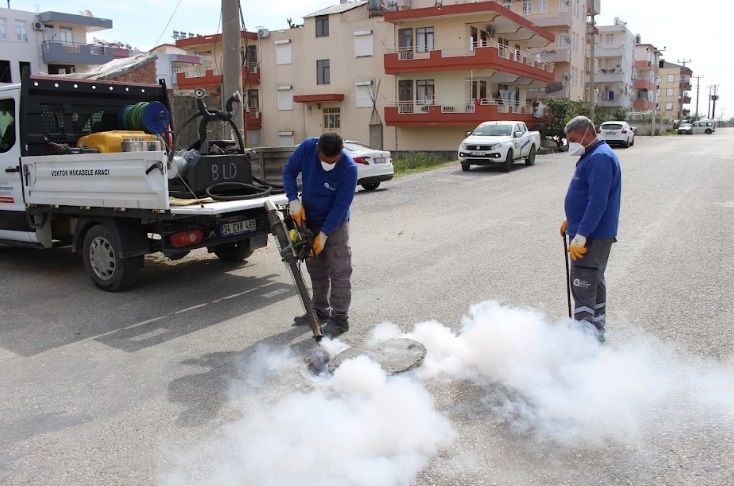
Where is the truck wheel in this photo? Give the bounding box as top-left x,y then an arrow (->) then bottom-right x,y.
461,163 -> 470,172
503,149 -> 513,172
361,182 -> 380,191
212,239 -> 253,262
83,224 -> 143,292
525,146 -> 536,166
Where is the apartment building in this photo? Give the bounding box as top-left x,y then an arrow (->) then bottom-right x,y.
587,18 -> 636,112
0,8 -> 113,84
658,60 -> 692,122
171,0 -> 558,152
491,0 -> 589,102
631,41 -> 663,115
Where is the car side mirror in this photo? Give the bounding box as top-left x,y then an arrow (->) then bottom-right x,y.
514,131 -> 522,138
465,131 -> 472,137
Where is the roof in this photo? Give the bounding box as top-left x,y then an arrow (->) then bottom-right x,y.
50,54 -> 157,80
303,1 -> 367,18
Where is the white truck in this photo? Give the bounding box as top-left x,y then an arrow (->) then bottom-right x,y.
0,74 -> 286,291
458,121 -> 540,172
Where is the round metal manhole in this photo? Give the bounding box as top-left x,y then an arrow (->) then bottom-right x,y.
327,338 -> 426,375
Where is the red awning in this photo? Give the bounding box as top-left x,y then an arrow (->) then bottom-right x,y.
293,94 -> 344,103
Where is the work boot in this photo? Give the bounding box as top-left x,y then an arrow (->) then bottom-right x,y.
321,316 -> 349,338
293,310 -> 329,326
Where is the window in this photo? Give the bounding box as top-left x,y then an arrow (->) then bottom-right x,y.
277,86 -> 293,111
244,45 -> 257,70
605,34 -> 614,44
43,25 -> 54,42
316,15 -> 329,37
537,0 -> 548,14
503,0 -> 511,9
0,60 -> 10,83
415,27 -> 434,53
666,88 -> 674,96
416,79 -> 434,105
0,18 -> 8,40
559,0 -> 568,12
558,30 -> 569,47
316,59 -> 330,85
665,102 -> 673,110
0,98 -> 16,153
398,28 -> 413,58
398,80 -> 413,112
247,89 -> 259,111
354,30 -> 373,58
19,61 -> 30,78
59,26 -> 73,45
15,20 -> 28,42
522,0 -> 532,15
278,131 -> 294,146
355,81 -> 373,108
323,107 -> 340,129
275,40 -> 292,65
667,74 -> 675,83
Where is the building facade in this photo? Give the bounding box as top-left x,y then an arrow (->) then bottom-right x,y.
588,18 -> 636,112
658,60 -> 692,122
0,8 -> 113,83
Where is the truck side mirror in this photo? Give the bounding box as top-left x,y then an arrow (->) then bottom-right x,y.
514,131 -> 522,138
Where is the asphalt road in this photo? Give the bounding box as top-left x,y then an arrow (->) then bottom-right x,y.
1,129 -> 733,485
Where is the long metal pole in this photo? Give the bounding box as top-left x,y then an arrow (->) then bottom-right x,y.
588,14 -> 595,120
677,59 -> 690,122
693,75 -> 703,119
222,0 -> 245,144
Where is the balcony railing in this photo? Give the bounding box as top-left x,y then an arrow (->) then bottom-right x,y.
392,98 -> 534,116
41,41 -> 114,65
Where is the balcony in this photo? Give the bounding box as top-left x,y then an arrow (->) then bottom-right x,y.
682,95 -> 691,104
385,43 -> 554,84
37,11 -> 112,32
593,69 -> 627,83
594,44 -> 626,58
530,11 -> 573,28
176,65 -> 260,90
41,41 -> 115,65
633,99 -> 654,110
245,108 -> 261,129
634,79 -> 654,91
635,60 -> 654,70
384,98 -> 540,127
528,47 -> 571,64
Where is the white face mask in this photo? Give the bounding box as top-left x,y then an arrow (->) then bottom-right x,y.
321,160 -> 336,172
567,142 -> 585,156
567,127 -> 595,157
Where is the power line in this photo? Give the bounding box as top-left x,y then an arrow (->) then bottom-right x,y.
154,0 -> 184,48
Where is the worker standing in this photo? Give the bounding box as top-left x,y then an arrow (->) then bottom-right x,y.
282,132 -> 358,338
560,115 -> 621,343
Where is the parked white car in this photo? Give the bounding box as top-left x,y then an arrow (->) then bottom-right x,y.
598,121 -> 635,148
458,121 -> 540,172
343,140 -> 394,191
690,119 -> 716,134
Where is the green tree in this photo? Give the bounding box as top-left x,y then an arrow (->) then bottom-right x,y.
539,97 -> 590,147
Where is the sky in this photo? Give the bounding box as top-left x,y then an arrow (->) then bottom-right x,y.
7,0 -> 730,119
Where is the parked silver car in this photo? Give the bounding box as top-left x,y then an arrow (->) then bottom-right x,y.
598,121 -> 635,148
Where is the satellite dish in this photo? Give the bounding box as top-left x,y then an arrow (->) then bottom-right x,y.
83,9 -> 93,16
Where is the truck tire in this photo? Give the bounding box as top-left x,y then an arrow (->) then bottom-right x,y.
83,224 -> 143,292
461,163 -> 470,172
212,239 -> 253,262
503,149 -> 513,172
525,145 -> 536,166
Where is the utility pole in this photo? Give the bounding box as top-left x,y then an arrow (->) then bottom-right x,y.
222,0 -> 245,145
677,59 -> 690,123
710,85 -> 719,120
588,13 -> 596,121
692,75 -> 703,119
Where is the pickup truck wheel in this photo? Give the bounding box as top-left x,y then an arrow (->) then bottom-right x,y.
461,163 -> 470,172
212,240 -> 253,262
83,224 -> 142,292
503,149 -> 513,172
525,146 -> 536,166
362,182 -> 380,191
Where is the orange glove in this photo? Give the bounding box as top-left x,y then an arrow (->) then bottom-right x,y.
560,219 -> 567,237
289,199 -> 306,228
310,231 -> 328,256
568,234 -> 587,261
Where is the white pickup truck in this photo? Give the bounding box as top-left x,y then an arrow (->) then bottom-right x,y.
0,74 -> 286,291
458,121 -> 540,172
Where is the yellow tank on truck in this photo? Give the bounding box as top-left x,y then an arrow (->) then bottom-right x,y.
76,130 -> 159,153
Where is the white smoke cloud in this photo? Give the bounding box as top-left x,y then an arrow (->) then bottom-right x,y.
163,301 -> 734,484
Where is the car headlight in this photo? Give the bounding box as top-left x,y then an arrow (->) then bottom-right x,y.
460,143 -> 468,150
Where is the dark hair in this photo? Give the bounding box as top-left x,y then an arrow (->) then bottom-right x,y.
318,131 -> 343,157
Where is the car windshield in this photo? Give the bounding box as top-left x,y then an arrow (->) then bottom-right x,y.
473,124 -> 512,136
602,123 -> 624,130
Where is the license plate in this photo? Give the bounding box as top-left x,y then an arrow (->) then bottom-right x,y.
605,131 -> 616,135
220,219 -> 256,236
374,157 -> 386,164
473,151 -> 486,156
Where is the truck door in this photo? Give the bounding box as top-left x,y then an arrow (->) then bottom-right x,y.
0,96 -> 34,243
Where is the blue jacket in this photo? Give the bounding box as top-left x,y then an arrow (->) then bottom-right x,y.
564,140 -> 621,239
283,138 -> 358,235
